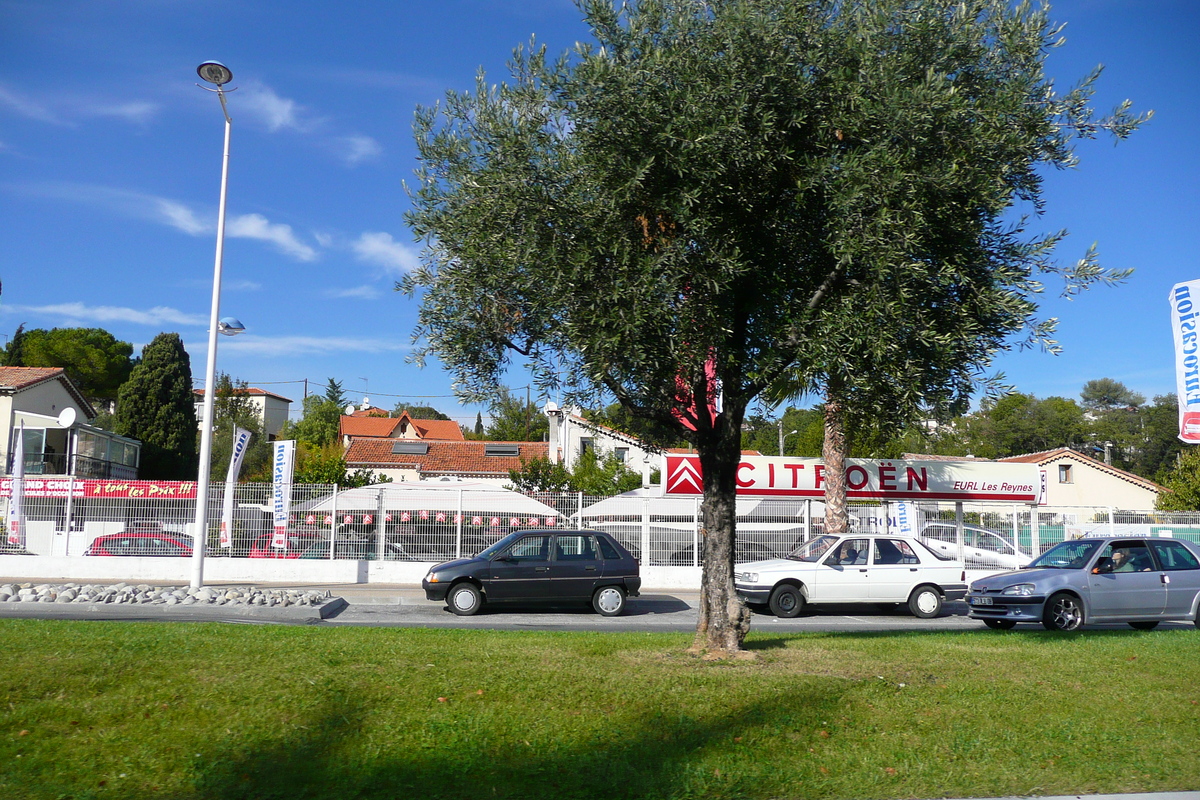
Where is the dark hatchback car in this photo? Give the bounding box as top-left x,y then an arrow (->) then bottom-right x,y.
422,529 -> 641,617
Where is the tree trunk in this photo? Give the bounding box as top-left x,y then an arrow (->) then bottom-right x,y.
688,412 -> 752,657
823,387 -> 851,535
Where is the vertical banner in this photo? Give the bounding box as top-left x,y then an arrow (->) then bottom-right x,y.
219,427 -> 253,548
894,500 -> 920,537
271,440 -> 296,548
6,423 -> 26,547
1170,279 -> 1200,443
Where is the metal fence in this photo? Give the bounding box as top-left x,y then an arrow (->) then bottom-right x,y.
4,479 -> 1200,571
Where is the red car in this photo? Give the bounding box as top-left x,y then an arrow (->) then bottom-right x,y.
248,532 -> 322,559
85,530 -> 194,557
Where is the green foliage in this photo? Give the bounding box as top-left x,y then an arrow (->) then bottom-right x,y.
113,333 -> 197,479
402,0 -> 1146,646
474,412 -> 484,436
1155,447 -> 1200,511
584,402 -> 687,450
323,378 -> 346,408
207,373 -> 272,483
508,449 -> 643,494
485,389 -> 548,442
278,395 -> 343,449
3,326 -> 133,405
1081,378 -> 1145,411
391,403 -> 450,420
1,324 -> 26,366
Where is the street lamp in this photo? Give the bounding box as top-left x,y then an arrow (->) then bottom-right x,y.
191,61 -> 236,589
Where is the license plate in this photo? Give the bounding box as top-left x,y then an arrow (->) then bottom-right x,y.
972,596 -> 993,605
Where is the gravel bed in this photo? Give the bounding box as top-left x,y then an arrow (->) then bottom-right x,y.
0,582 -> 332,608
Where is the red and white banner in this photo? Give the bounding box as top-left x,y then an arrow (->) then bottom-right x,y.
6,423 -> 26,547
219,426 -> 253,548
664,454 -> 1040,503
271,440 -> 296,548
1170,279 -> 1200,443
0,478 -> 197,499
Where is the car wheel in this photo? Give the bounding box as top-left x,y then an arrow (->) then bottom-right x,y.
983,618 -> 1016,630
908,586 -> 942,619
448,583 -> 482,616
768,585 -> 804,618
592,585 -> 626,617
1128,620 -> 1159,631
1042,592 -> 1083,631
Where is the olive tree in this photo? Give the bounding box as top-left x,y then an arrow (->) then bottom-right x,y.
403,0 -> 1146,655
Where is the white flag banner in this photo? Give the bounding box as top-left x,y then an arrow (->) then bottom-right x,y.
271,440 -> 296,548
1169,280 -> 1200,443
6,423 -> 26,547
219,427 -> 253,548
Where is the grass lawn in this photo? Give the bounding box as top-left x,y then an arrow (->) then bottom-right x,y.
1,620 -> 1198,799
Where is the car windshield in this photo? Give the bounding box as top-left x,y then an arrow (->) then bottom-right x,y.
786,535 -> 838,562
1027,539 -> 1102,570
477,531 -> 524,560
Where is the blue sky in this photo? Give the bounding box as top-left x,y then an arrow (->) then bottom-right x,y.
1,1 -> 1196,429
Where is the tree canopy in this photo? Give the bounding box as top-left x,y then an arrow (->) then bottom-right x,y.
484,390 -> 549,442
113,333 -> 197,480
403,0 -> 1146,654
206,373 -> 272,482
3,326 -> 133,406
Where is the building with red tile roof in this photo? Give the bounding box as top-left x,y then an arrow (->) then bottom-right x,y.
345,438 -> 547,483
193,386 -> 292,438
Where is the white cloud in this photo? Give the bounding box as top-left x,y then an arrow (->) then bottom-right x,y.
226,279 -> 263,292
327,285 -> 382,300
352,231 -> 419,275
155,197 -> 208,235
227,213 -> 318,261
337,135 -> 382,165
220,334 -> 409,357
0,83 -> 60,124
4,302 -> 208,327
87,100 -> 159,125
238,82 -> 312,133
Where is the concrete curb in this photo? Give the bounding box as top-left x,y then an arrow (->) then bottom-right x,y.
0,595 -> 348,623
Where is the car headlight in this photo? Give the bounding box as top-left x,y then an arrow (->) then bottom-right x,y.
1001,583 -> 1035,596
425,572 -> 439,583
735,572 -> 759,584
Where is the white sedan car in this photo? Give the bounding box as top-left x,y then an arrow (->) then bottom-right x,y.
734,533 -> 967,618
919,522 -> 1030,570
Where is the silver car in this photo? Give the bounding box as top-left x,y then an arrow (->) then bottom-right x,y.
967,536 -> 1200,631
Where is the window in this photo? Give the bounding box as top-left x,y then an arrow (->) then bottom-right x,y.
580,438 -> 594,453
507,535 -> 550,561
555,535 -> 597,561
484,444 -> 520,457
1149,540 -> 1200,570
615,447 -> 628,463
1058,464 -> 1073,483
874,539 -> 919,565
598,537 -> 620,560
827,538 -> 868,566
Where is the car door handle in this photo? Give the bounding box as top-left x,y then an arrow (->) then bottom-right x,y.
910,568 -> 918,572
535,566 -> 550,572
1162,574 -> 1170,585
859,569 -> 868,573
585,566 -> 597,571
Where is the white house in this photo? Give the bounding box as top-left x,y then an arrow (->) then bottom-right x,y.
544,403 -> 658,485
0,366 -> 140,479
193,387 -> 292,439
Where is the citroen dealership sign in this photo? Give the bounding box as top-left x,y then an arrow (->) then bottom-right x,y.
664,455 -> 1039,503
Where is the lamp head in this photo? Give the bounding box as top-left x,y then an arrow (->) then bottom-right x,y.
197,61 -> 233,86
217,317 -> 245,336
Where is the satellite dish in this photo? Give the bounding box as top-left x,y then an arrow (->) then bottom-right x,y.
345,404 -> 356,415
57,407 -> 78,428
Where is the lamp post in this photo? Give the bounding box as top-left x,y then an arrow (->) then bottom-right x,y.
776,418 -> 799,456
191,61 -> 235,589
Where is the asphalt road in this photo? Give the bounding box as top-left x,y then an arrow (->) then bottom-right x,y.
4,584 -> 1198,633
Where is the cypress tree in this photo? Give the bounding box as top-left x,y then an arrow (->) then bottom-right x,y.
114,333 -> 198,480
